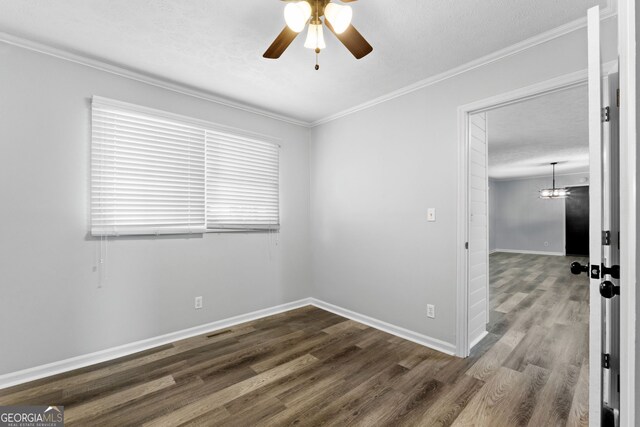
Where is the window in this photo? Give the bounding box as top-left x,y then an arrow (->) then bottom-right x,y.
91,97 -> 279,236
206,130 -> 279,230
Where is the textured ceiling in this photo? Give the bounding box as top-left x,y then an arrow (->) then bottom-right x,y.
487,85 -> 589,180
0,0 -> 610,123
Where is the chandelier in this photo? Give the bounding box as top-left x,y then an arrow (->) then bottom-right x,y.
539,162 -> 571,199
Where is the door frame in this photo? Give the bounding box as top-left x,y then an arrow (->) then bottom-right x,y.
456,62 -> 618,359
615,1 -> 636,425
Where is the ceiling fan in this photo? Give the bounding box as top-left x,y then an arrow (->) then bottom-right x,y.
263,0 -> 373,70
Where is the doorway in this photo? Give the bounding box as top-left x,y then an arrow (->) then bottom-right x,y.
457,79 -> 595,426
457,59 -> 624,425
457,76 -> 595,355
457,64 -> 616,357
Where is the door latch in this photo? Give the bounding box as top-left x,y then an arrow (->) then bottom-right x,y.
587,264 -> 620,279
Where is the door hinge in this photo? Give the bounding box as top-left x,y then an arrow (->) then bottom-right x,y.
602,230 -> 611,246
465,242 -> 469,250
602,353 -> 610,369
617,89 -> 620,107
602,107 -> 610,122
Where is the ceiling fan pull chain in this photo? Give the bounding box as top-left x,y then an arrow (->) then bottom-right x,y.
315,48 -> 320,70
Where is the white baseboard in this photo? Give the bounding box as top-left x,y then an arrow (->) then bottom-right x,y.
309,298 -> 457,356
469,330 -> 489,350
0,298 -> 312,390
493,249 -> 564,256
0,296 -> 458,390
489,249 -> 499,255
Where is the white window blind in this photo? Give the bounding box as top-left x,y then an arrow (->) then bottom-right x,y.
91,97 -> 280,236
206,130 -> 280,230
91,99 -> 206,236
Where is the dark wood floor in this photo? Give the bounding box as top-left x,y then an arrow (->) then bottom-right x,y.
0,253 -> 589,426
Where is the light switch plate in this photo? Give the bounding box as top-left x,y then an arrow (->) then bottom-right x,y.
427,208 -> 436,222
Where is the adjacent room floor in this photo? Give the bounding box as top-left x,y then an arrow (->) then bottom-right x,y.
0,253 -> 589,426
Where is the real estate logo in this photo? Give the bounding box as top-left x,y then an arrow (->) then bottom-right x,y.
0,406 -> 64,427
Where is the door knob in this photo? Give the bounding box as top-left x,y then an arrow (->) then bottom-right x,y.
599,280 -> 620,299
570,261 -> 589,275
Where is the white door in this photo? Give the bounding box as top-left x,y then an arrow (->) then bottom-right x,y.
468,112 -> 489,349
602,70 -> 620,426
586,6 -> 621,425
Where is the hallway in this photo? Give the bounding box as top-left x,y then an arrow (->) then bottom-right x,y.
467,252 -> 591,425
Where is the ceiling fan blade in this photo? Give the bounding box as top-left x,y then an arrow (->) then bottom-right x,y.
325,22 -> 372,59
263,27 -> 299,59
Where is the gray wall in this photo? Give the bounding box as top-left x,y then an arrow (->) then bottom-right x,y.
491,173 -> 589,254
310,18 -> 617,346
0,43 -> 311,375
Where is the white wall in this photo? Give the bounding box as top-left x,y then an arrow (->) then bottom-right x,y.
491,173 -> 590,254
310,18 -> 618,347
0,43 -> 311,375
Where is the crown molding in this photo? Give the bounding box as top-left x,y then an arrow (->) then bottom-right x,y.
310,2 -> 617,127
0,1 -> 616,129
490,170 -> 590,182
0,31 -> 311,128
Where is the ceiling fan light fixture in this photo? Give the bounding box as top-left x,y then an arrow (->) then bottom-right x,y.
263,0 -> 372,64
304,23 -> 326,50
284,1 -> 312,33
324,2 -> 353,34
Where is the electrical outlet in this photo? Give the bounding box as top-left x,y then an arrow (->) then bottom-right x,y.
195,296 -> 203,310
427,304 -> 435,318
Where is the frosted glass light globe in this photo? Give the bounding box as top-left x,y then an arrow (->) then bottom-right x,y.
324,3 -> 352,34
284,2 -> 312,33
304,24 -> 326,50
